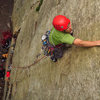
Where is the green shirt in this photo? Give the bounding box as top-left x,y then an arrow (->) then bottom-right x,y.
49,27 -> 75,45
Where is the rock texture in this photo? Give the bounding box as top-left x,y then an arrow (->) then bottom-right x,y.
10,0 -> 100,100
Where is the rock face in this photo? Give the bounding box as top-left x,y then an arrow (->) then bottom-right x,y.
10,0 -> 100,100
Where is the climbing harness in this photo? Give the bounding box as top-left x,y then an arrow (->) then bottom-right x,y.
41,30 -> 65,62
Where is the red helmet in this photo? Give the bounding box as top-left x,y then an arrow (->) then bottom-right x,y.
52,15 -> 70,31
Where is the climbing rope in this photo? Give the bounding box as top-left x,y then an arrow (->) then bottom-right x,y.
4,55 -> 47,100
8,54 -> 47,85
12,55 -> 47,69
3,28 -> 48,100
10,55 -> 47,84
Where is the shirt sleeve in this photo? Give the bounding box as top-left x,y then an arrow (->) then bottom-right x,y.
60,34 -> 75,44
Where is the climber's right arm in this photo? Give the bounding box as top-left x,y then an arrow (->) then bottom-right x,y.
73,38 -> 100,47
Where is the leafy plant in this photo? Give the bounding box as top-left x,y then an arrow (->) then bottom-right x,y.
36,0 -> 43,12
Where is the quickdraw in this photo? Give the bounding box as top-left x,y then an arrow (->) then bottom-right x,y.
41,31 -> 54,56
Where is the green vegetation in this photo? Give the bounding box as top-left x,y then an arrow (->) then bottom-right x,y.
36,0 -> 43,12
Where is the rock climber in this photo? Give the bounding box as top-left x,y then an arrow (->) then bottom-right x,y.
48,15 -> 100,61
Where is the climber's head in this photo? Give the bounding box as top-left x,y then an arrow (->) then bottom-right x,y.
52,15 -> 72,32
